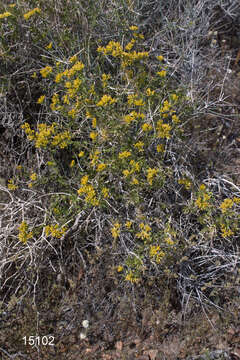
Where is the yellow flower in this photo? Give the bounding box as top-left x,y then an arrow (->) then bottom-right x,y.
149,245 -> 165,263
23,7 -> 41,20
37,95 -> 45,104
172,114 -> 180,124
125,271 -> 139,283
90,131 -> 97,141
136,223 -> 151,240
146,88 -> 155,96
157,144 -> 165,153
111,222 -> 121,239
129,25 -> 138,31
125,221 -> 132,229
233,197 -> 240,204
142,123 -> 152,132
40,66 -> 53,78
117,265 -> 123,272
119,151 -> 131,159
123,169 -> 130,177
131,177 -> 139,185
125,39 -> 136,51
18,221 -> 32,244
157,70 -> 167,77
81,175 -> 89,185
78,151 -> 85,158
46,42 -> 53,50
220,224 -> 234,238
178,177 -> 192,190
220,198 -> 234,213
92,118 -> 97,128
7,178 -> 17,190
147,168 -> 159,185
30,173 -> 37,181
69,55 -> 77,63
101,187 -> 109,198
97,163 -> 107,172
96,95 -> 117,107
70,160 -> 75,168
55,73 -> 64,83
157,55 -> 164,61
45,224 -> 67,239
156,120 -> 172,139
0,12 -> 12,19
134,141 -> 145,152
165,237 -> 175,245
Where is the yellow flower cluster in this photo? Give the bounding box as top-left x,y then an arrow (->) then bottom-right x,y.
172,114 -> 180,124
119,151 -> 131,159
77,175 -> 99,206
117,265 -> 123,272
127,94 -> 145,106
101,187 -> 109,198
37,95 -> 45,104
164,237 -> 175,246
22,122 -> 71,149
67,61 -> 84,77
90,149 -> 100,166
125,271 -> 140,283
123,111 -> 145,125
159,100 -> 176,118
233,197 -> 240,204
51,130 -> 71,148
220,198 -> 234,213
146,88 -> 155,96
136,222 -> 151,241
122,160 -> 141,185
142,123 -> 152,132
220,224 -> 234,238
121,51 -> 149,67
40,66 -> 53,78
96,95 -> 117,107
7,178 -> 18,190
96,163 -> 107,172
97,41 -> 123,57
111,222 -> 121,239
70,160 -> 75,168
125,38 -> 136,51
23,7 -> 41,20
30,173 -> 37,181
50,93 -> 60,111
125,220 -> 133,229
156,120 -> 172,139
195,184 -> 211,210
134,141 -> 145,152
46,42 -> 52,50
156,144 -> 165,153
149,245 -> 165,263
0,12 -> 12,19
101,73 -> 111,88
157,70 -> 166,77
146,168 -> 159,185
34,123 -> 56,148
97,40 -> 148,67
45,224 -> 67,239
178,177 -> 192,190
21,122 -> 35,141
18,221 -> 33,244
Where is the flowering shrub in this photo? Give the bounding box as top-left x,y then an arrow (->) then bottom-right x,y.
1,2 -> 240,341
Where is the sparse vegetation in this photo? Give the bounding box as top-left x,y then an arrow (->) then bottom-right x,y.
0,1 -> 240,359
